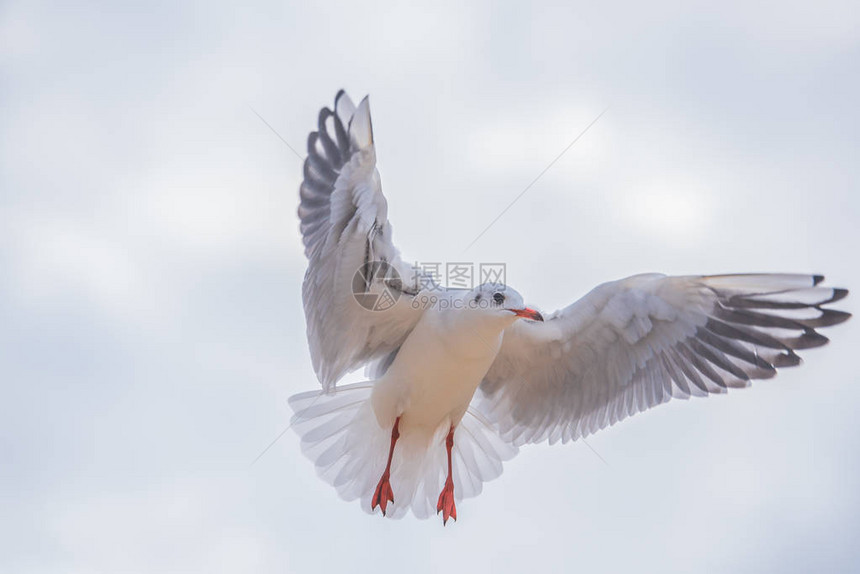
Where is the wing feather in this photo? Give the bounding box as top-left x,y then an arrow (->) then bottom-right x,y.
298,91 -> 425,390
478,274 -> 850,445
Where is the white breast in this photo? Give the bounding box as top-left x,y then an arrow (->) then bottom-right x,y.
370,305 -> 507,440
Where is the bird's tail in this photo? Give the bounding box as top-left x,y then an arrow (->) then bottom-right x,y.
289,382 -> 518,519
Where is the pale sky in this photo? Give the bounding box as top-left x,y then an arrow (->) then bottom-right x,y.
2,2 -> 859,573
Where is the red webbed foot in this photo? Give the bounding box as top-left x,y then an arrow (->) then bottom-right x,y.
372,417 -> 401,517
436,477 -> 457,525
372,473 -> 394,516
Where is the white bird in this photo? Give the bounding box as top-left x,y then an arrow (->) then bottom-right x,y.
289,90 -> 850,524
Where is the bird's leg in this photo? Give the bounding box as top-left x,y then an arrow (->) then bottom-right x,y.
371,416 -> 400,516
436,425 -> 457,525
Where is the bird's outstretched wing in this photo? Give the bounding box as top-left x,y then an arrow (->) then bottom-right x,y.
478,274 -> 850,445
299,91 -> 424,390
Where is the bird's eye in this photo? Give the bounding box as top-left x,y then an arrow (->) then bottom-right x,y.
493,292 -> 505,305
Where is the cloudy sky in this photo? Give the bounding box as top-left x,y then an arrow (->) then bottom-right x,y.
2,1 -> 858,572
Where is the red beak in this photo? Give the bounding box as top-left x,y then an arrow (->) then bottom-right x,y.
512,307 -> 544,322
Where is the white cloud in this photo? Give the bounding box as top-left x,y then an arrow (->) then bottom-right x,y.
619,181 -> 716,246
4,213 -> 155,320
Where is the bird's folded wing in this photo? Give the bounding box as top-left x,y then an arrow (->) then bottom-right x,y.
300,91 -> 424,390
477,273 -> 850,445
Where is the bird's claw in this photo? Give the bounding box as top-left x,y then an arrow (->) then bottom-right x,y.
436,478 -> 457,525
372,474 -> 394,516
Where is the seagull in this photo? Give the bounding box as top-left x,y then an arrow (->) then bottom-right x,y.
289,90 -> 851,524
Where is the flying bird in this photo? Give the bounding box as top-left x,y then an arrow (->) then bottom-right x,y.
289,90 -> 850,524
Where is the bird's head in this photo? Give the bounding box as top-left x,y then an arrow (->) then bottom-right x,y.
468,283 -> 544,322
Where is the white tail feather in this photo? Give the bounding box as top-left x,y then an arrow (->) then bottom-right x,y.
289,382 -> 518,519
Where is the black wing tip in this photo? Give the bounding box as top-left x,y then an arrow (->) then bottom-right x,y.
830,288 -> 849,304
816,309 -> 852,327
318,106 -> 334,124
813,274 -> 825,285
789,330 -> 830,350
773,351 -> 802,368
334,89 -> 361,117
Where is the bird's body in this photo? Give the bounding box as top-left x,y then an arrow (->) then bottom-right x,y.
372,290 -> 513,441
288,90 -> 850,523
